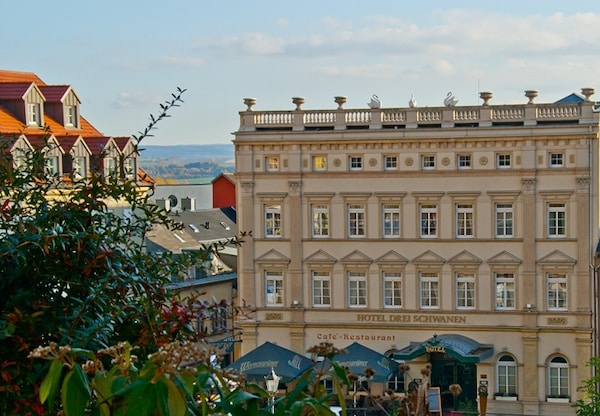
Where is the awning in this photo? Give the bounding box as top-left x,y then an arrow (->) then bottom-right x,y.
392,334 -> 494,363
226,341 -> 313,383
330,342 -> 400,382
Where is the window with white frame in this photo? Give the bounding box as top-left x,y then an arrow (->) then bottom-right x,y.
124,158 -> 136,178
348,204 -> 366,238
265,271 -> 283,306
497,153 -> 511,168
313,156 -> 326,171
421,155 -> 435,170
265,156 -> 279,172
311,204 -> 329,237
28,102 -> 41,126
384,155 -> 398,170
387,371 -> 406,393
456,204 -> 474,238
349,156 -> 363,171
72,157 -> 87,178
456,272 -> 475,309
348,271 -> 367,307
312,271 -> 331,307
383,272 -> 402,308
265,204 -> 282,238
419,272 -> 439,309
495,203 -> 513,238
549,152 -> 564,168
495,273 -> 515,310
457,154 -> 472,169
497,355 -> 517,396
548,356 -> 569,398
65,105 -> 78,127
383,204 -> 400,238
104,157 -> 117,177
45,156 -> 59,176
547,273 -> 567,311
547,203 -> 566,237
420,204 -> 437,238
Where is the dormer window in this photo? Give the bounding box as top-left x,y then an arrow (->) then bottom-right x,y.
65,105 -> 78,128
28,102 -> 41,126
45,156 -> 59,176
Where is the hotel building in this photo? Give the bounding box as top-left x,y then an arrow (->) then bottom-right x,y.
233,90 -> 599,415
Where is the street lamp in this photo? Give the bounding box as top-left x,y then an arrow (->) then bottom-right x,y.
265,367 -> 280,414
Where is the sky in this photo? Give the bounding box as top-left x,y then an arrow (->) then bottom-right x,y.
3,1 -> 600,146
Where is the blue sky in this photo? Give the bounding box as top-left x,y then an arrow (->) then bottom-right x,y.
3,1 -> 600,145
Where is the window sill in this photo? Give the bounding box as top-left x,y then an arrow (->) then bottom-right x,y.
495,395 -> 517,401
547,397 -> 569,403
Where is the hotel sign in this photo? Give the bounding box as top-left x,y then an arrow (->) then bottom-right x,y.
356,313 -> 467,324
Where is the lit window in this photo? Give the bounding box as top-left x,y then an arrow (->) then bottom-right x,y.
547,203 -> 566,237
265,156 -> 279,172
549,153 -> 564,168
420,204 -> 437,238
313,156 -> 326,171
495,204 -> 513,238
456,204 -> 474,238
311,205 -> 329,237
456,272 -> 475,309
497,154 -> 511,168
265,205 -> 281,237
497,355 -> 517,397
382,204 -> 400,238
349,156 -> 362,171
265,271 -> 283,306
348,204 -> 366,237
312,271 -> 331,307
383,272 -> 402,308
348,272 -> 367,307
495,273 -> 515,310
457,154 -> 471,169
548,356 -> 569,399
419,272 -> 439,309
384,155 -> 398,170
547,273 -> 567,311
421,155 -> 435,170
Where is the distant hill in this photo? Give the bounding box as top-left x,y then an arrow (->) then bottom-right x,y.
139,144 -> 234,161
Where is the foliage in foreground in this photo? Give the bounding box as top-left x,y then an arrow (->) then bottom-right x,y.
573,356 -> 600,416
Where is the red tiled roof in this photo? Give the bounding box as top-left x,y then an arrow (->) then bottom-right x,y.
38,85 -> 71,102
0,82 -> 36,100
0,70 -> 45,85
113,136 -> 132,151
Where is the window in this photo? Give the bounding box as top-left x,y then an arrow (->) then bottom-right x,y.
547,203 -> 566,237
313,156 -> 326,171
497,153 -> 511,168
456,204 -> 474,238
456,272 -> 475,309
383,272 -> 402,308
349,156 -> 362,171
387,371 -> 405,393
65,105 -> 78,127
495,273 -> 515,310
265,156 -> 279,172
124,158 -> 136,178
495,203 -> 513,238
420,204 -> 437,238
348,204 -> 366,238
311,205 -> 329,237
348,272 -> 367,307
419,272 -> 439,309
547,273 -> 567,311
549,152 -> 564,168
265,271 -> 283,306
265,205 -> 282,237
104,157 -> 117,176
384,155 -> 398,170
28,102 -> 41,126
45,156 -> 59,176
382,204 -> 400,238
497,355 -> 517,396
312,271 -> 331,307
548,356 -> 569,398
421,155 -> 435,170
457,154 -> 472,169
73,157 -> 87,178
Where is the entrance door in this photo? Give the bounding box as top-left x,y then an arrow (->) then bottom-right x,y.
429,352 -> 477,413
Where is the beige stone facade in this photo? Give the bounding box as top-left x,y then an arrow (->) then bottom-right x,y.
233,92 -> 599,415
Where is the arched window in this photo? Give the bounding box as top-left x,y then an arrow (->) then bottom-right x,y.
496,355 -> 517,397
548,356 -> 569,398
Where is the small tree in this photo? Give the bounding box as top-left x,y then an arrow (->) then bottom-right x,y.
573,357 -> 600,416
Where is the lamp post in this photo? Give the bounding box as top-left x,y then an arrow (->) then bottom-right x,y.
265,367 -> 280,414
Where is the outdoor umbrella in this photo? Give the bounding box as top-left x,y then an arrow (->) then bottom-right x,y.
227,341 -> 313,383
332,342 -> 399,382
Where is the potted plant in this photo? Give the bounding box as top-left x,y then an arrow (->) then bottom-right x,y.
478,384 -> 488,416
